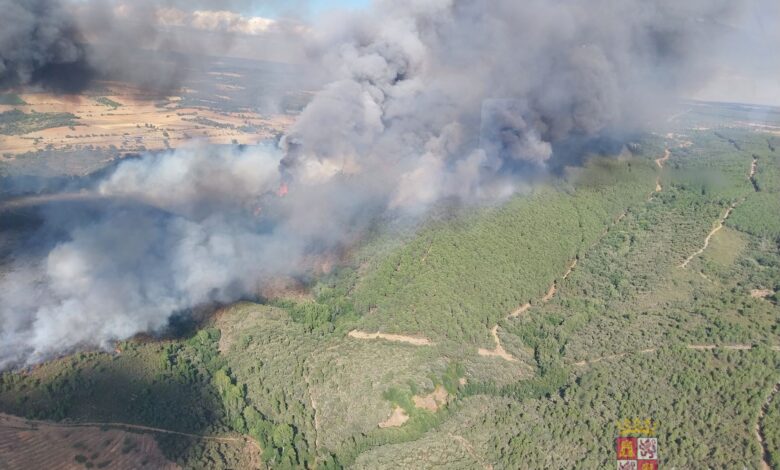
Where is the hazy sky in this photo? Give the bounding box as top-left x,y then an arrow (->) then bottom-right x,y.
693,0 -> 780,106
248,0 -> 370,19
245,0 -> 780,106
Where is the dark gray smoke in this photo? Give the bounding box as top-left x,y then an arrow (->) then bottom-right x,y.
1,0 -> 778,367
0,0 -> 93,92
280,0 -> 759,205
0,0 -> 305,93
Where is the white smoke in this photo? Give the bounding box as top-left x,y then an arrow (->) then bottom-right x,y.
1,0 -> 778,367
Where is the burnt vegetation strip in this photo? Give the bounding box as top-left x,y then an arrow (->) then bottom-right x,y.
714,131 -> 743,151
750,155 -> 760,192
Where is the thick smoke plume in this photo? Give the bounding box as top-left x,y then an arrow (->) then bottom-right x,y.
0,143 -> 386,367
281,0 -> 751,203
0,0 -> 302,93
1,0 -> 776,367
0,0 -> 93,92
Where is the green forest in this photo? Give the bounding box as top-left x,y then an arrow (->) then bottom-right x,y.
1,120 -> 778,469
0,109 -> 80,135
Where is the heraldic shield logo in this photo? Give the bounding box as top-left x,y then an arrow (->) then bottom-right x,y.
616,419 -> 658,469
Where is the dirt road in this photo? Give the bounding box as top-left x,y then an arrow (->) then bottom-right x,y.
0,413 -> 181,470
653,148 -> 671,193
347,330 -> 433,346
655,149 -> 671,169
477,326 -> 519,362
679,204 -> 736,268
678,156 -> 757,268
0,413 -> 247,443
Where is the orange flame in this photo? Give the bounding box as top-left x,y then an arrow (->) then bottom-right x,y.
277,182 -> 289,197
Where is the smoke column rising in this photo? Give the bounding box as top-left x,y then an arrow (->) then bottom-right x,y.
1,0 -> 778,367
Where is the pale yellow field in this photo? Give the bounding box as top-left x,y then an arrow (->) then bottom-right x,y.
0,83 -> 294,157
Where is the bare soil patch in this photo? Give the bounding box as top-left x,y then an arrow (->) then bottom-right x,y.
751,289 -> 775,299
348,330 -> 433,346
412,385 -> 449,412
378,406 -> 409,428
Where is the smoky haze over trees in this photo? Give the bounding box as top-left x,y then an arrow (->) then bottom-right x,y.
1,0 -> 779,368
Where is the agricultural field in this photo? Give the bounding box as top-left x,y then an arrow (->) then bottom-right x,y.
1,104 -> 779,468
0,55 -> 305,160
0,413 -> 179,470
0,89 -> 293,157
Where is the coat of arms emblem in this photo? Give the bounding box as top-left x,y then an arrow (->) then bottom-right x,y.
617,419 -> 658,469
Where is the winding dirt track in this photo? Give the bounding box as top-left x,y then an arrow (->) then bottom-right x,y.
481,258 -> 578,362
656,148 -> 671,169
757,383 -> 780,470
0,413 -> 181,470
507,303 -> 531,319
679,204 -> 737,269
477,326 -> 519,362
679,156 -> 758,269
653,149 -> 670,191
